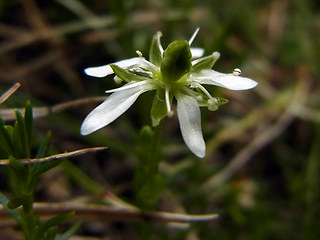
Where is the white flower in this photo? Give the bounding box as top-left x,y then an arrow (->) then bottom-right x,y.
81,28 -> 257,158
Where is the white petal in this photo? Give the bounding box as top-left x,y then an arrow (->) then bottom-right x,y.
192,70 -> 258,90
176,94 -> 206,158
190,47 -> 205,58
84,57 -> 145,78
80,86 -> 148,135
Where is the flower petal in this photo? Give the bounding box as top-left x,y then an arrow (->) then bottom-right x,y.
176,94 -> 206,158
190,47 -> 205,58
192,70 -> 258,90
80,86 -> 148,135
84,57 -> 145,78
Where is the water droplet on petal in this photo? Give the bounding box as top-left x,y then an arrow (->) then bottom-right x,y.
233,68 -> 241,76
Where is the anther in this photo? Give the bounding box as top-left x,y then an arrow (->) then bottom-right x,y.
136,50 -> 143,57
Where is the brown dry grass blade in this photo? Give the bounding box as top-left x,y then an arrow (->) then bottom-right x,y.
0,147 -> 108,165
0,96 -> 106,121
0,83 -> 21,104
0,202 -> 218,224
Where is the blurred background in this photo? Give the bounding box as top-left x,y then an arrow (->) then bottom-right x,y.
0,0 -> 320,239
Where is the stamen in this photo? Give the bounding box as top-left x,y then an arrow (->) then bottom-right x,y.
157,31 -> 164,54
136,50 -> 143,57
165,88 -> 171,114
188,27 -> 200,45
114,76 -> 123,84
168,110 -> 174,118
191,82 -> 212,99
182,86 -> 200,99
212,51 -> 221,59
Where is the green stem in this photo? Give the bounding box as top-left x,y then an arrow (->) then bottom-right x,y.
134,121 -> 166,210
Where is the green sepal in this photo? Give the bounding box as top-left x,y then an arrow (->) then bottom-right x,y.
149,35 -> 162,66
150,90 -> 168,127
110,64 -> 147,83
191,52 -> 220,73
160,40 -> 192,82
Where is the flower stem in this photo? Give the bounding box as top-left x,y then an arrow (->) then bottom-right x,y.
134,121 -> 165,210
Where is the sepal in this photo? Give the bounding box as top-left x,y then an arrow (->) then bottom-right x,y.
150,90 -> 168,127
149,34 -> 163,66
160,40 -> 192,82
110,64 -> 147,83
191,52 -> 220,73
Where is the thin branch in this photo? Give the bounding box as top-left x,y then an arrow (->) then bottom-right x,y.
0,8 -> 208,55
0,83 -> 21,104
0,147 -> 108,165
0,96 -> 106,121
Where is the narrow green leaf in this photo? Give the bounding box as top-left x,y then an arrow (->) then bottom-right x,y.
24,101 -> 33,151
36,131 -> 52,158
14,110 -> 30,158
44,226 -> 58,240
0,191 -> 20,221
34,212 -> 74,240
110,64 -> 147,83
32,160 -> 62,180
57,220 -> 83,240
0,120 -> 15,156
191,52 -> 220,73
61,160 -> 104,195
150,91 -> 168,127
7,197 -> 25,209
42,211 -> 75,231
149,35 -> 162,66
13,120 -> 23,158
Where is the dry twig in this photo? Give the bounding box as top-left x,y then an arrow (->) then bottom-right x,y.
0,202 -> 218,226
0,83 -> 21,105
0,147 -> 108,165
